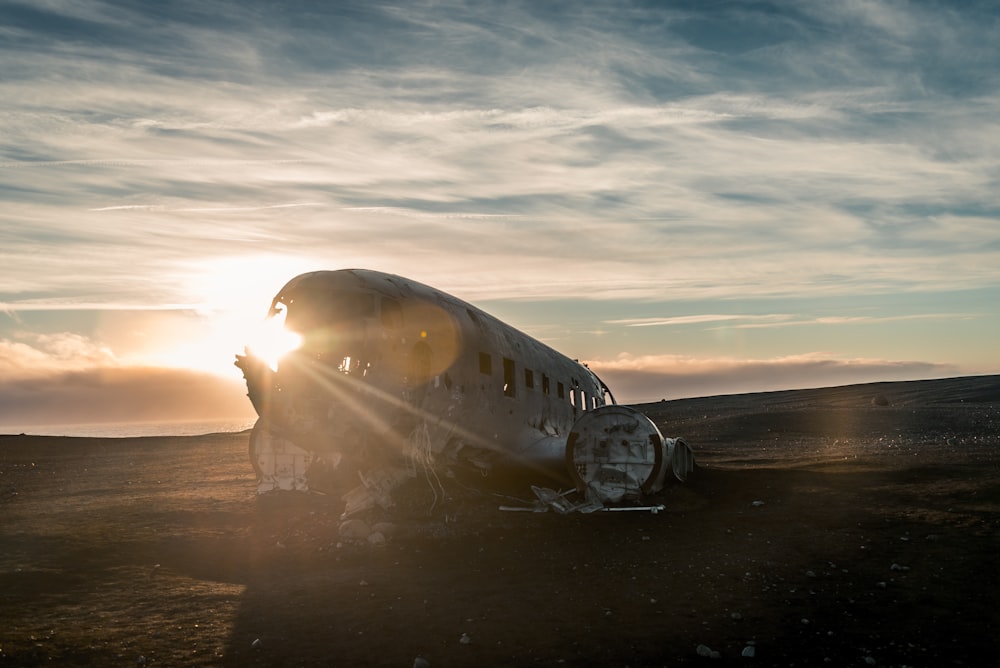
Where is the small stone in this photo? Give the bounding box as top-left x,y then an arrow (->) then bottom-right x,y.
413,657 -> 431,668
251,638 -> 262,649
372,522 -> 397,537
696,644 -> 720,658
806,570 -> 816,578
741,645 -> 756,658
339,519 -> 371,540
730,612 -> 743,620
864,656 -> 876,665
367,532 -> 387,546
751,500 -> 765,507
459,633 -> 472,645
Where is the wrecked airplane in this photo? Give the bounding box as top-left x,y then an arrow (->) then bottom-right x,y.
235,269 -> 693,513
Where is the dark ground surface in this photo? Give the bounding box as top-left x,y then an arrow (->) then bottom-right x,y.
1,375 -> 998,667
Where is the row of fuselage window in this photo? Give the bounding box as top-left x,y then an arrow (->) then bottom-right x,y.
478,352 -> 600,411
323,346 -> 599,411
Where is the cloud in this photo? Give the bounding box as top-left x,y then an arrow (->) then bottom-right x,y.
0,366 -> 255,427
0,332 -> 118,377
0,313 -> 253,427
3,62 -> 999,304
604,311 -> 981,330
590,352 -> 956,403
608,314 -> 792,328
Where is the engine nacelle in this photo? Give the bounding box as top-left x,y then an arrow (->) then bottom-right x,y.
566,405 -> 693,503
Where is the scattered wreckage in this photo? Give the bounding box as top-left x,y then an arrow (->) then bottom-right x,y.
235,269 -> 693,515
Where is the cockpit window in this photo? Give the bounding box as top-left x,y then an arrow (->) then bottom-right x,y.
283,288 -> 376,333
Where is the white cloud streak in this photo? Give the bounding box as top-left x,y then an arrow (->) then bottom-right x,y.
591,352 -> 957,403
606,311 -> 981,330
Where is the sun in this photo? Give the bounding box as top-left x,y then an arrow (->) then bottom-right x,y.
245,307 -> 302,371
140,255 -> 321,377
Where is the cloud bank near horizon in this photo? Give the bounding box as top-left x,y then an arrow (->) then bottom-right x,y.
589,352 -> 956,403
0,365 -> 255,428
0,327 -> 962,428
0,350 -> 959,429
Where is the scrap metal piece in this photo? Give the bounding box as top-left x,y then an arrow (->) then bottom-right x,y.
249,420 -> 314,492
341,467 -> 412,517
666,436 -> 695,482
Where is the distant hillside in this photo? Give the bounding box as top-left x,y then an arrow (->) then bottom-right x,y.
636,374 -> 1000,449
635,374 -> 1000,415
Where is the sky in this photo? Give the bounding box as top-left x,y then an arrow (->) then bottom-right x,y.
2,0 -> 999,430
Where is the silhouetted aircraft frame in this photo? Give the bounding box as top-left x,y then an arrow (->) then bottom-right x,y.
235,269 -> 692,514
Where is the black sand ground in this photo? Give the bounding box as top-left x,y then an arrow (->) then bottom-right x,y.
2,375 -> 998,667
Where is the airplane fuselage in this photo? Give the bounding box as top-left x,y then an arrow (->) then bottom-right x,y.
235,269 -> 691,506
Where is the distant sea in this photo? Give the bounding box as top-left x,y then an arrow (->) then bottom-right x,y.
0,418 -> 257,438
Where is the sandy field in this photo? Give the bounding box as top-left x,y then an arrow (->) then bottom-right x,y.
2,375 -> 998,667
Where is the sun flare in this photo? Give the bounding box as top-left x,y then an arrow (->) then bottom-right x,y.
246,309 -> 302,371
138,255 -> 322,377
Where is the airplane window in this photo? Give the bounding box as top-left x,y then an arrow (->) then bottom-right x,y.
337,355 -> 370,376
542,374 -> 550,395
524,368 -> 534,389
329,291 -> 376,320
411,342 -> 432,385
557,382 -> 565,399
287,289 -> 376,332
503,358 -> 516,397
479,352 -> 492,374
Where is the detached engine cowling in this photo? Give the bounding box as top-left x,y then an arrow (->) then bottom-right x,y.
566,405 -> 693,503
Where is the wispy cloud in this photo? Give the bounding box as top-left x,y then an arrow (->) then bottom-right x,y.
606,312 -> 982,330
591,352 -> 956,403
608,314 -> 792,328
